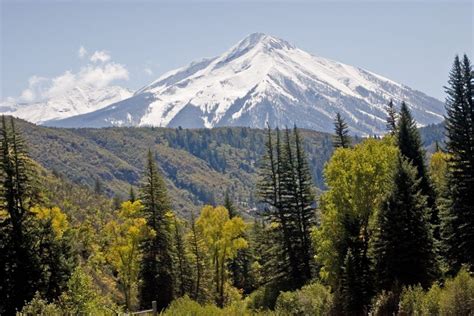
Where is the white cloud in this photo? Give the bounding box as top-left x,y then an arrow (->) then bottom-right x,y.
78,46 -> 87,59
144,68 -> 153,76
10,50 -> 129,104
90,50 -> 111,63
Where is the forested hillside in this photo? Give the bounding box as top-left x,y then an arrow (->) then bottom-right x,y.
16,120 -> 333,215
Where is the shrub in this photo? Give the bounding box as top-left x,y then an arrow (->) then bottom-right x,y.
18,292 -> 61,315
439,268 -> 474,316
370,290 -> 399,316
274,282 -> 333,316
246,282 -> 284,311
398,285 -> 425,315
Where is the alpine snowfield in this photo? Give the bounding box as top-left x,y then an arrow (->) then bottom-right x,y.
30,34 -> 446,134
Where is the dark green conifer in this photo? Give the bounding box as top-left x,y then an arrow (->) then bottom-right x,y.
139,149 -> 174,310
333,112 -> 351,148
397,102 -> 438,238
372,156 -> 436,291
441,54 -> 474,271
129,185 -> 136,202
386,99 -> 398,135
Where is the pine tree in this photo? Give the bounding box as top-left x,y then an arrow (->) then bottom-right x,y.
293,126 -> 317,282
340,248 -> 366,315
372,156 -> 436,292
224,190 -> 238,218
441,54 -> 474,271
397,102 -> 438,238
172,216 -> 192,298
257,126 -> 317,289
257,127 -> 298,288
333,112 -> 351,148
0,116 -> 72,314
129,185 -> 136,202
0,116 -> 42,314
138,149 -> 174,310
386,99 -> 398,134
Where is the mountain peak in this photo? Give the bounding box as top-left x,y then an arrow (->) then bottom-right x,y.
230,32 -> 295,55
44,34 -> 444,135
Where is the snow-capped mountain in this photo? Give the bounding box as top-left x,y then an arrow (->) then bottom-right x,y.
1,85 -> 132,124
47,33 -> 444,134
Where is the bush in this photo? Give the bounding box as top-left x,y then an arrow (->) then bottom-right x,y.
392,267 -> 473,316
163,296 -> 253,316
370,290 -> 399,316
18,292 -> 61,315
246,282 -> 284,311
398,285 -> 426,315
439,268 -> 474,316
274,282 -> 333,316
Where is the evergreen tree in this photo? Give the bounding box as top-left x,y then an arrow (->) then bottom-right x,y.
386,99 -> 398,134
340,248 -> 366,315
138,149 -> 174,310
333,112 -> 351,148
442,54 -> 474,271
257,127 -> 299,288
129,185 -> 136,202
397,102 -> 438,237
372,156 -> 436,292
223,190 -> 238,218
172,216 -> 193,298
293,126 -> 317,281
0,116 -> 72,314
257,126 -> 317,290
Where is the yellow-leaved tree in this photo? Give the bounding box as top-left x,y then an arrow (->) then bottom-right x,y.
312,137 -> 397,309
104,200 -> 153,311
196,205 -> 248,307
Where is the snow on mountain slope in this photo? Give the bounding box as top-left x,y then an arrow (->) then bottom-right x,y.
0,85 -> 132,124
46,33 -> 444,134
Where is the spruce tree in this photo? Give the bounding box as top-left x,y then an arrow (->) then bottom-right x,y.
333,112 -> 351,148
386,99 -> 397,134
257,127 -> 298,288
0,116 -> 72,314
372,156 -> 436,291
223,190 -> 238,218
293,126 -> 316,282
0,116 -> 42,314
442,54 -> 474,271
138,149 -> 174,310
129,185 -> 136,202
257,126 -> 317,289
397,102 -> 438,237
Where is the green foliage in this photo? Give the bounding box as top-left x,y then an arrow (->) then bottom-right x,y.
370,290 -> 399,316
139,150 -> 175,310
397,268 -> 474,316
313,137 -> 397,312
196,205 -> 247,307
386,99 -> 398,135
275,282 -> 333,316
59,267 -> 104,315
442,54 -> 474,272
396,102 -> 438,237
246,281 -> 287,311
0,116 -> 73,314
162,295 -> 250,316
372,156 -> 437,291
257,127 -> 317,289
18,292 -> 61,315
15,120 -> 333,216
333,112 -> 351,148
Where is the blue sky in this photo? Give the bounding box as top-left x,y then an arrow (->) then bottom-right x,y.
1,0 -> 472,102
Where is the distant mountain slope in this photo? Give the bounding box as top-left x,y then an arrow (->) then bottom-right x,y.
16,119 -> 333,215
1,85 -> 132,124
48,33 -> 444,135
